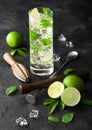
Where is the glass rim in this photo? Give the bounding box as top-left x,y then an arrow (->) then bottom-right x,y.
28,7 -> 53,14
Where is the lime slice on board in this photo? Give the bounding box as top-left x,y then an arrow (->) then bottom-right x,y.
48,81 -> 64,99
61,87 -> 81,107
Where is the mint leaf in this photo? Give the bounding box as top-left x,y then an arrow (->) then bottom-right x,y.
81,98 -> 92,106
43,98 -> 56,105
20,47 -> 27,52
48,116 -> 60,123
5,86 -> 18,95
41,39 -> 52,46
63,68 -> 76,75
48,100 -> 58,114
31,43 -> 42,54
17,49 -> 26,57
29,30 -> 40,40
40,20 -> 53,28
58,99 -> 65,112
43,8 -> 50,14
10,49 -> 17,56
43,8 -> 53,18
61,112 -> 74,124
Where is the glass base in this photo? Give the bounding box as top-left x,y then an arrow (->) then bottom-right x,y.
30,65 -> 54,76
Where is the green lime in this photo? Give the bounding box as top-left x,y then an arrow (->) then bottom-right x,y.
6,31 -> 24,48
63,75 -> 84,91
48,81 -> 64,99
61,87 -> 81,107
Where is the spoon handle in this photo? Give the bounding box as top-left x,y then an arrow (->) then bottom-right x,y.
50,60 -> 68,78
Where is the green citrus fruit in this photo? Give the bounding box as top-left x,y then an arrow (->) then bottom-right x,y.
61,87 -> 81,107
48,81 -> 64,99
6,31 -> 24,48
63,75 -> 84,91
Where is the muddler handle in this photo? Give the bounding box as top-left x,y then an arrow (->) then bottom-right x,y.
19,70 -> 90,94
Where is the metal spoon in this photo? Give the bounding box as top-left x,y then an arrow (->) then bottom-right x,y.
50,51 -> 78,78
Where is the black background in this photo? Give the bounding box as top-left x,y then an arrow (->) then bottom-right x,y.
0,0 -> 92,130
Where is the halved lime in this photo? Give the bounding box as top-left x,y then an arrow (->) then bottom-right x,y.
61,87 -> 81,107
48,81 -> 64,99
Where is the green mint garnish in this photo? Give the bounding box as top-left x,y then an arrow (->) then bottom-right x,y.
43,8 -> 50,14
41,39 -> 52,46
31,42 -> 42,54
43,8 -> 53,18
48,100 -> 58,114
10,49 -> 17,55
63,68 -> 76,75
10,48 -> 27,57
17,49 -> 26,57
43,98 -> 56,105
58,99 -> 65,112
81,98 -> 92,106
20,47 -> 27,52
61,112 -> 74,124
5,86 -> 18,95
40,20 -> 53,28
29,30 -> 40,40
48,116 -> 60,123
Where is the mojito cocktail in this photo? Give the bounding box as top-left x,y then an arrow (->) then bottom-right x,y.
28,7 -> 54,75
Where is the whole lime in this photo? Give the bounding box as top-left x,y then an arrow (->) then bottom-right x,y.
63,75 -> 84,91
6,31 -> 24,48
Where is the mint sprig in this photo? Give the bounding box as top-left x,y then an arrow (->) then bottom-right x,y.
29,30 -> 40,41
63,68 -> 76,75
61,112 -> 74,124
41,39 -> 52,46
48,116 -> 60,123
40,20 -> 53,28
43,98 -> 65,114
43,8 -> 53,18
10,47 -> 27,57
5,86 -> 18,95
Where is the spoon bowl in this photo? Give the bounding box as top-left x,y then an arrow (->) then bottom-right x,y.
66,51 -> 78,61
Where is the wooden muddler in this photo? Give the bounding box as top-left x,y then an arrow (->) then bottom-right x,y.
19,70 -> 90,94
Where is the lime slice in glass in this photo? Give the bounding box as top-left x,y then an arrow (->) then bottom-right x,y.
29,8 -> 40,26
48,81 -> 64,99
61,87 -> 81,107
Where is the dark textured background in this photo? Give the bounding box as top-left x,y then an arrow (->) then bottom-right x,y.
0,0 -> 92,130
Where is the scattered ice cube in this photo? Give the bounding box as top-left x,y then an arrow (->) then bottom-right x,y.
58,34 -> 66,42
58,34 -> 74,48
16,117 -> 28,127
65,41 -> 74,48
29,109 -> 39,119
53,53 -> 60,62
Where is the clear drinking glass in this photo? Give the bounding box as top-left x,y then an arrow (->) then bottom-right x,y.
28,7 -> 54,76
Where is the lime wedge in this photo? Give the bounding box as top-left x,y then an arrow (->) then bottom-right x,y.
48,81 -> 64,99
61,87 -> 81,107
29,8 -> 40,26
